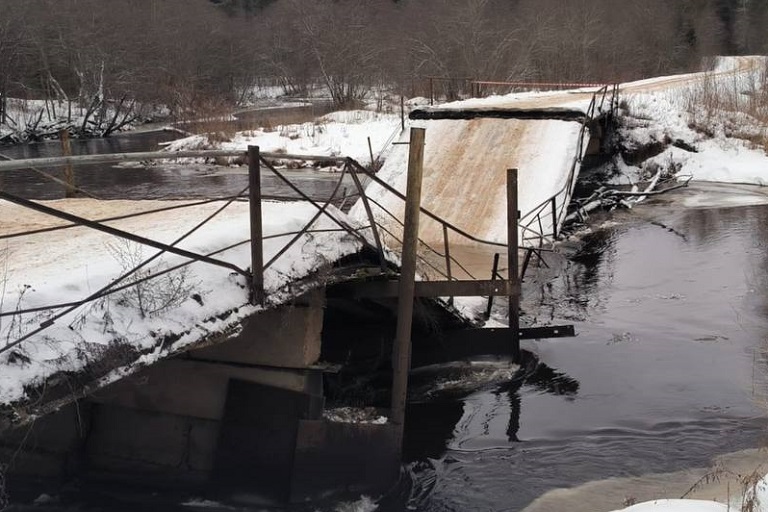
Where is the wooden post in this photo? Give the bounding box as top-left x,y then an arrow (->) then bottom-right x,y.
391,127 -> 425,448
400,95 -> 405,131
60,129 -> 75,198
248,146 -> 265,305
507,168 -> 520,361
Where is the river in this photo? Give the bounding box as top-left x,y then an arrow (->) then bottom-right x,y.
0,130 -> 356,202
390,193 -> 768,512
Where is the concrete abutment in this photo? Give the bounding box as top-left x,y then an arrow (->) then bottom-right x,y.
1,288 -> 399,504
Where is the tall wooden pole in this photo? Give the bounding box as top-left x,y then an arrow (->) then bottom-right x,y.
391,127 -> 425,448
507,168 -> 520,361
248,145 -> 264,305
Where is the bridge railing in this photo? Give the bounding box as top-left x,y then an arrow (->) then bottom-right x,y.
0,150 -> 379,355
0,146 -> 518,355
345,158 -> 511,280
517,83 -> 619,247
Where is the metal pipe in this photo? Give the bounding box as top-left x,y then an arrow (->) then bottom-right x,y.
347,161 -> 388,272
248,146 -> 265,305
485,252 -> 500,319
443,224 -> 453,305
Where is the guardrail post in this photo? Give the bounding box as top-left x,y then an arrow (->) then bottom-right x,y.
551,196 -> 558,239
507,168 -> 520,362
391,127 -> 425,450
485,252 -> 500,319
248,145 -> 265,305
443,224 -> 453,306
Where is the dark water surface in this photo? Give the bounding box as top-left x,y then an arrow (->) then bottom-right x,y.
0,132 -> 355,201
395,203 -> 768,512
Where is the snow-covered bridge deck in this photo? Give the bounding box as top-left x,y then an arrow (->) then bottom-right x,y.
356,85 -> 617,258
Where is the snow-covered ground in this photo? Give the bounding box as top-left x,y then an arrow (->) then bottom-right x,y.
615,56 -> 768,190
0,198 -> 366,409
163,110 -> 402,165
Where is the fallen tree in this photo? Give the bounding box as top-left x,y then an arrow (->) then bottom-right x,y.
566,172 -> 693,224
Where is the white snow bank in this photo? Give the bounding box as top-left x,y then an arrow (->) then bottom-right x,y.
609,472 -> 768,512
163,110 -> 401,164
0,198 -> 366,406
619,60 -> 768,188
610,500 -> 727,512
427,87 -> 596,114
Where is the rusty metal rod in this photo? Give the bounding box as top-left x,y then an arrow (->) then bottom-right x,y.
263,164 -> 348,271
0,195 -> 247,241
0,190 -> 249,277
260,157 -> 370,250
0,190 -> 248,356
347,161 -> 387,272
443,224 -> 453,306
485,252 -> 501,319
346,158 -> 507,249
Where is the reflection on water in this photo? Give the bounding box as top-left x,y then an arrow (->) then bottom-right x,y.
396,203 -> 768,512
0,133 -> 357,202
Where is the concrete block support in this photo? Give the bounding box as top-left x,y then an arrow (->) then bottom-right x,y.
193,289 -> 325,369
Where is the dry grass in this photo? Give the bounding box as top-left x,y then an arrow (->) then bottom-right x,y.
683,62 -> 768,151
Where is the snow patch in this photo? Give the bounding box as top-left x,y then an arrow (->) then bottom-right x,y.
163,110 -> 401,165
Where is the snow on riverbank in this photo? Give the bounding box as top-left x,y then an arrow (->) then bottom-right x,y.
0,199 -> 366,409
163,110 -> 402,165
617,57 -> 768,188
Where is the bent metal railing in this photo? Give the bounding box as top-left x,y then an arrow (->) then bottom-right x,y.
518,83 -> 619,247
0,148 -> 518,355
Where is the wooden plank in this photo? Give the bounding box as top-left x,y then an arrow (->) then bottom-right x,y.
328,279 -> 519,299
507,168 -> 520,361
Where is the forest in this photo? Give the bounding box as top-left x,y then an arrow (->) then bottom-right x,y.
1,0 -> 767,125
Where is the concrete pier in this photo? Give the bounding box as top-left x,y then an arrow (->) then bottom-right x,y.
1,288 -> 399,503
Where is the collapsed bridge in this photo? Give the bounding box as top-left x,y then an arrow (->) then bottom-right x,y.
0,82 -> 616,504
